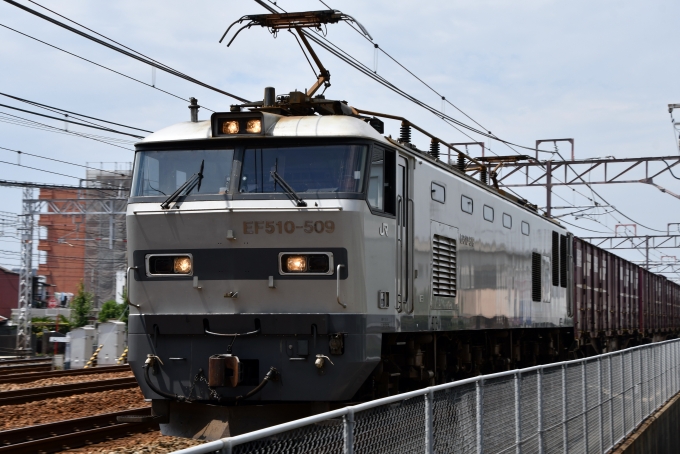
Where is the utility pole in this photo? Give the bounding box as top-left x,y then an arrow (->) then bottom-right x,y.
16,187 -> 34,356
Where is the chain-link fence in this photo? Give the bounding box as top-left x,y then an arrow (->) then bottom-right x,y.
173,339 -> 680,454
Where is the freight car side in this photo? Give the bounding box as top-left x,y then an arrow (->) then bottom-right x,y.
573,236 -> 680,352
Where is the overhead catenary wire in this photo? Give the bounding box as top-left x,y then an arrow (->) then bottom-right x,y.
4,0 -> 250,103
0,111 -> 135,150
0,103 -> 145,139
0,92 -> 153,133
0,23 -> 206,109
0,145 -> 130,178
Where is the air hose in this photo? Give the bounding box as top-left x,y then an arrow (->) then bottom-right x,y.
236,367 -> 278,401
143,354 -> 189,402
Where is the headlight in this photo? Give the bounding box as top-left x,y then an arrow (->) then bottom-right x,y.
286,256 -> 307,272
280,253 -> 333,275
146,254 -> 193,276
246,118 -> 262,134
174,257 -> 192,274
222,120 -> 239,134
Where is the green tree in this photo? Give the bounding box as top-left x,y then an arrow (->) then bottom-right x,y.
70,282 -> 93,328
98,300 -> 128,324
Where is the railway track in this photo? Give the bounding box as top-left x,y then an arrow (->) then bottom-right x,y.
0,365 -> 130,385
0,377 -> 139,406
0,408 -> 156,453
0,364 -> 51,376
0,358 -> 51,366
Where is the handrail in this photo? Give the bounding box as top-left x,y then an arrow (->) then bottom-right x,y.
336,264 -> 346,308
125,267 -> 140,309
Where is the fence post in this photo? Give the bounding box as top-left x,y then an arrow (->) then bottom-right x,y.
620,352 -> 626,434
220,439 -> 233,454
582,360 -> 589,453
537,368 -> 543,454
344,408 -> 354,454
630,351 -> 636,428
515,372 -> 522,454
649,347 -> 657,415
671,341 -> 678,394
597,357 -> 603,454
608,354 -> 614,450
425,390 -> 433,454
562,365 -> 568,454
476,379 -> 484,454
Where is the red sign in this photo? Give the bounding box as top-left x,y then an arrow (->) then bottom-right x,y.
47,298 -> 58,308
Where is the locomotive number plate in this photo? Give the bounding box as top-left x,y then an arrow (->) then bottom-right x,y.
243,220 -> 335,234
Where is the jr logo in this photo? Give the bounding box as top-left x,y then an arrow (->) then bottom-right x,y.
379,223 -> 389,237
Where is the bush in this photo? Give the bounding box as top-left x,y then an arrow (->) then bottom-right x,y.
31,315 -> 70,334
70,282 -> 93,328
98,300 -> 128,324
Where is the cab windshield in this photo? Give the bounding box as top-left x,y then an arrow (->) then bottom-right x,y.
239,145 -> 367,194
131,144 -> 368,198
131,149 -> 234,197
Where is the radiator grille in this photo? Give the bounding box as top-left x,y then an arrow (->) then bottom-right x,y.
532,252 -> 542,302
433,235 -> 456,297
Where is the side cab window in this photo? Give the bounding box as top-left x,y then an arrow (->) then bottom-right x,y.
367,147 -> 396,216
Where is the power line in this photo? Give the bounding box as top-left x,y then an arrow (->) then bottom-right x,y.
4,0 -> 250,103
0,179 -> 121,190
0,111 -> 134,150
0,103 -> 144,139
0,146 -> 131,178
0,22 -> 204,109
0,92 -> 152,133
0,159 -> 127,188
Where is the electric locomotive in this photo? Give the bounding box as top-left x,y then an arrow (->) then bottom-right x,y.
125,87 -> 578,438
124,7 -> 680,440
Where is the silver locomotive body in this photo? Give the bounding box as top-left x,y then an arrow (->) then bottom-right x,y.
126,112 -> 571,438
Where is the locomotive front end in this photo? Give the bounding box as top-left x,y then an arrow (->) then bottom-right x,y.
126,112 -> 389,438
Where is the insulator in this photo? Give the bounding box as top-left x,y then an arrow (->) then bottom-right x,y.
457,154 -> 465,172
429,140 -> 440,160
480,167 -> 488,185
399,121 -> 411,143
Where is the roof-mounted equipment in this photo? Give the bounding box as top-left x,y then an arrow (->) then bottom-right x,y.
220,9 -> 371,98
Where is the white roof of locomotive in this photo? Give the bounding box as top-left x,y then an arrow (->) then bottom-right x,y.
139,114 -> 386,144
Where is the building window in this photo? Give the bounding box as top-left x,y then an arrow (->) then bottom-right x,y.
431,182 -> 445,203
461,195 -> 473,214
483,205 -> 494,222
503,213 -> 512,229
521,221 -> 530,236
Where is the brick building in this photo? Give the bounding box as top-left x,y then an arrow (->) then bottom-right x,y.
0,266 -> 19,320
37,189 -> 87,300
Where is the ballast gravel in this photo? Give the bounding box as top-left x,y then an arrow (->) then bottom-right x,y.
0,371 -> 134,391
61,430 -> 205,453
0,387 -> 149,430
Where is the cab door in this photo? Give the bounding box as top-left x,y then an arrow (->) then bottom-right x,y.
396,155 -> 411,312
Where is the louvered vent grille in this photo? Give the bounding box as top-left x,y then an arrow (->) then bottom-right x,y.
532,252 -> 542,302
433,235 -> 456,297
560,234 -> 568,288
552,231 -> 560,286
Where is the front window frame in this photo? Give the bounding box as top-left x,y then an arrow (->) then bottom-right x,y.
129,137 -> 380,204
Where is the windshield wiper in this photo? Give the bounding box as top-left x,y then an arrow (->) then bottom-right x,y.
270,170 -> 307,207
160,160 -> 204,209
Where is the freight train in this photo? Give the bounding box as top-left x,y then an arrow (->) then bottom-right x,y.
124,88 -> 679,439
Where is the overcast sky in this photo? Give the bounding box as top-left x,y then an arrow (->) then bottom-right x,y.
0,0 -> 679,275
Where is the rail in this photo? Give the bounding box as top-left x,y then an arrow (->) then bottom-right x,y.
0,357 -> 51,366
0,364 -> 130,384
171,338 -> 680,454
0,408 -> 155,453
0,364 -> 51,375
0,377 -> 138,405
